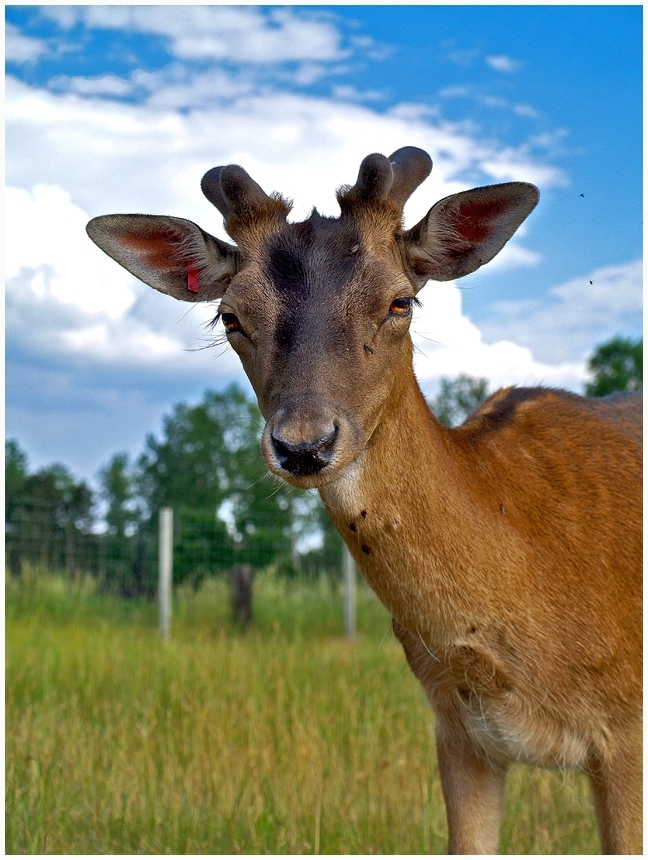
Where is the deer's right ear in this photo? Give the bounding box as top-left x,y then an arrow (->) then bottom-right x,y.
86,214 -> 240,302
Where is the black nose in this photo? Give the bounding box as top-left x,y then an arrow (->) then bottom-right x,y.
271,426 -> 338,476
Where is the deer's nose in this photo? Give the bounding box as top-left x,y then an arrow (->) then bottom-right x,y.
270,425 -> 338,476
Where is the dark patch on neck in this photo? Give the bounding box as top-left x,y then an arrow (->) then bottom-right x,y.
477,387 -> 551,430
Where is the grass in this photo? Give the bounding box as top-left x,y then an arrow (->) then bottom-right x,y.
6,569 -> 599,854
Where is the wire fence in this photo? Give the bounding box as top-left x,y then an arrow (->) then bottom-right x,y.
5,499 -> 344,598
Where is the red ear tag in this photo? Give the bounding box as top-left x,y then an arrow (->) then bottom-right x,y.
187,261 -> 200,293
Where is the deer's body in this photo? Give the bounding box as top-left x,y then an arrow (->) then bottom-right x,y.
323,370 -> 641,852
87,146 -> 642,853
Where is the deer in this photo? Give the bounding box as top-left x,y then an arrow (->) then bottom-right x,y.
86,146 -> 642,854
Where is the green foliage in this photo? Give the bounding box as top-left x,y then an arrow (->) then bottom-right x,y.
97,453 -> 155,597
137,384 -> 297,580
429,374 -> 489,427
137,385 -> 257,512
173,506 -> 235,587
6,439 -> 28,512
8,372 -> 502,592
6,384 -> 341,595
5,441 -> 98,578
300,500 -> 344,585
98,452 -> 141,539
584,336 -> 643,397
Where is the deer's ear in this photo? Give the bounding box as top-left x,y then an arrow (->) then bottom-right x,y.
86,214 -> 240,302
402,182 -> 539,288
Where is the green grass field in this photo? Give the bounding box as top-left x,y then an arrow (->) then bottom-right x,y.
6,569 -> 599,854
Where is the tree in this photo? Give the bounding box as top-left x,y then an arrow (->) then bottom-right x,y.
585,337 -> 643,397
98,452 -> 146,539
429,374 -> 489,427
299,497 -> 345,586
138,384 -> 261,513
5,444 -> 97,577
97,453 -> 150,594
6,440 -> 28,516
27,464 -> 95,577
137,384 -> 295,580
5,440 -> 29,575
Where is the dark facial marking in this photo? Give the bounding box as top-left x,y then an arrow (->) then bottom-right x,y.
275,307 -> 299,351
267,240 -> 308,296
264,218 -> 366,356
362,544 -> 371,554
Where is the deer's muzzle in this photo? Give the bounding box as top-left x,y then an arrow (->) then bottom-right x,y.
270,425 -> 338,476
262,401 -> 362,487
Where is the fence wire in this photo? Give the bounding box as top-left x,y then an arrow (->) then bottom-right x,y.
6,501 -> 343,596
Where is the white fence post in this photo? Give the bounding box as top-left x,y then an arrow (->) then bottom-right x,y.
343,545 -> 356,639
159,507 -> 173,639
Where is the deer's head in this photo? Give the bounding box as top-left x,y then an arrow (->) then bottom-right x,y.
87,147 -> 538,489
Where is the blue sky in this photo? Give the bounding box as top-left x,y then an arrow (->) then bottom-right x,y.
6,5 -> 642,484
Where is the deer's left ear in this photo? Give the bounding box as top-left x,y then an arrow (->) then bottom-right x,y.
86,214 -> 240,302
402,182 -> 539,288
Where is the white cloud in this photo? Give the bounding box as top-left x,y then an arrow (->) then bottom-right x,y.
4,182 -> 246,379
480,243 -> 541,273
5,22 -> 48,63
331,85 -> 385,103
49,74 -> 133,98
480,260 -> 643,364
4,32 -> 595,477
5,71 -> 571,393
486,54 -> 523,74
6,185 -> 135,319
6,74 -> 565,229
412,281 -> 587,394
513,103 -> 541,119
438,85 -> 471,99
479,151 -> 568,188
40,6 -> 349,64
439,86 -> 544,127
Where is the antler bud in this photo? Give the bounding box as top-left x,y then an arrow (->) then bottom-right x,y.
201,164 -> 290,244
387,147 -> 433,210
200,166 -> 231,218
342,147 -> 433,214
350,153 -> 394,201
201,164 -> 276,218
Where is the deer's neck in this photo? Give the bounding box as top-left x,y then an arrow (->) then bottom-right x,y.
320,367 -> 516,636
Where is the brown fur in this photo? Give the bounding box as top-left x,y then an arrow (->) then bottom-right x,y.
224,193 -> 292,254
86,148 -> 642,854
321,368 -> 641,854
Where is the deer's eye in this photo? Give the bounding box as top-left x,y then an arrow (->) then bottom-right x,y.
389,297 -> 413,316
221,313 -> 243,334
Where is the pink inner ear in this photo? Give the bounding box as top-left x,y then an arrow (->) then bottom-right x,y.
187,261 -> 200,293
118,229 -> 180,267
452,199 -> 508,243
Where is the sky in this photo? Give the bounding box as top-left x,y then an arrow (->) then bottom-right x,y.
6,4 -> 643,485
